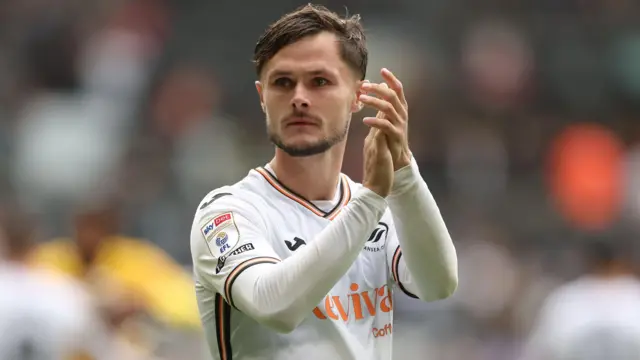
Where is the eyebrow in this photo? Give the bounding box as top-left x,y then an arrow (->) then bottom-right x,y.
268,69 -> 336,78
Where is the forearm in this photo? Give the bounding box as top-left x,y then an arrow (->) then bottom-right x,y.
232,188 -> 387,332
388,158 -> 458,300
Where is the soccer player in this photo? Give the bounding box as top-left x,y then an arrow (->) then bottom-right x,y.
190,4 -> 458,360
0,209 -> 108,360
521,238 -> 640,360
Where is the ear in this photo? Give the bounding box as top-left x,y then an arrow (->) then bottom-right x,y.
351,80 -> 367,113
255,81 -> 265,113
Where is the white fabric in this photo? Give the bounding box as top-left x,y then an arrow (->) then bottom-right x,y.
387,157 -> 458,300
522,275 -> 640,360
0,264 -> 108,360
191,157 -> 456,360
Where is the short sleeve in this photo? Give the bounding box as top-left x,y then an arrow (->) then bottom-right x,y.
385,213 -> 419,299
191,190 -> 281,307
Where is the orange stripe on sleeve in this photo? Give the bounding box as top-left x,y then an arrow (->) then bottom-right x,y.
391,246 -> 402,283
224,256 -> 280,308
391,245 -> 419,299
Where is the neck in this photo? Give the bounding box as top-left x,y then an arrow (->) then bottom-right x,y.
270,141 -> 346,201
3,251 -> 30,265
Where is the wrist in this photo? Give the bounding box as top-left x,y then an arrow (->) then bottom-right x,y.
363,182 -> 391,198
394,150 -> 412,171
391,155 -> 420,195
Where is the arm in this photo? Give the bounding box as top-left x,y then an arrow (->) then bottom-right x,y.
191,187 -> 387,333
386,157 -> 458,301
357,69 -> 457,301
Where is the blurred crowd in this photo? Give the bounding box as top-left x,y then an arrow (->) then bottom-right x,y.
0,0 -> 640,359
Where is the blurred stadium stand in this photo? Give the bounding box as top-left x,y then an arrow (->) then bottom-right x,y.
0,0 -> 640,358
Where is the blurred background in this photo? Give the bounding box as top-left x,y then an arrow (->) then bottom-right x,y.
0,0 -> 639,359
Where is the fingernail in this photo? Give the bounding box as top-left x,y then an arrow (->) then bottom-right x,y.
361,83 -> 371,89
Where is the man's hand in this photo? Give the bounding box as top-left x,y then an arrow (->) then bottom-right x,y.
359,68 -> 412,171
362,122 -> 394,198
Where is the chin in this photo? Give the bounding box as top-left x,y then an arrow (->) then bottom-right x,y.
272,137 -> 334,157
286,133 -> 324,145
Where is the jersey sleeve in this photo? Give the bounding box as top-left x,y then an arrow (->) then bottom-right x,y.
190,190 -> 281,306
385,213 -> 419,299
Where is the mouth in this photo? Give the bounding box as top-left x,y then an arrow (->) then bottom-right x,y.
285,117 -> 319,127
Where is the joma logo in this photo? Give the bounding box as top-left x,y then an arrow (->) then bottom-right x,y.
285,237 -> 306,251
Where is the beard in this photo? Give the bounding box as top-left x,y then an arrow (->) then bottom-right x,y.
268,118 -> 350,157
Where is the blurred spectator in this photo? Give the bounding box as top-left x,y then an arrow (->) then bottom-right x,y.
28,199 -> 202,358
521,235 -> 640,360
0,0 -> 638,358
0,206 -> 109,360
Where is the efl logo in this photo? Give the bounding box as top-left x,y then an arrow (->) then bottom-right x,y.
313,283 -> 392,322
215,232 -> 230,253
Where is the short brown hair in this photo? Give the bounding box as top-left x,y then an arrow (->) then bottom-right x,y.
253,4 -> 368,80
0,208 -> 35,259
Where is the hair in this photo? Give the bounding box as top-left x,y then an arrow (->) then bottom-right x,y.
253,4 -> 368,80
0,208 -> 36,259
582,233 -> 633,272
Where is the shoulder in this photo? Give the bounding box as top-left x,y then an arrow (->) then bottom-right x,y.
192,170 -> 273,235
32,238 -> 75,254
196,170 -> 266,212
18,267 -> 92,308
28,238 -> 80,273
540,279 -> 589,315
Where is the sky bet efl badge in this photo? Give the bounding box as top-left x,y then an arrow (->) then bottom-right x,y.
201,212 -> 239,257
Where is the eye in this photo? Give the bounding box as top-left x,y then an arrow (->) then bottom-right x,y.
312,77 -> 330,87
273,77 -> 294,88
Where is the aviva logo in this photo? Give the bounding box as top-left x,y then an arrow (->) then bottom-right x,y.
312,283 -> 392,322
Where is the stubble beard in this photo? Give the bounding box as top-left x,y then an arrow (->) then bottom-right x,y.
267,117 -> 350,157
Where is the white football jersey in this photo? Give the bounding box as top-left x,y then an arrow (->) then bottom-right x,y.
0,264 -> 106,360
191,166 -> 416,360
523,275 -> 640,360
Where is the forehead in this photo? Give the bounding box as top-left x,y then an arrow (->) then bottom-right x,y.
263,32 -> 353,78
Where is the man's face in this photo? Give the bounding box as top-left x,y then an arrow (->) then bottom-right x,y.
256,32 -> 363,157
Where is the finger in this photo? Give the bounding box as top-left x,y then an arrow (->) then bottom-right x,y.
380,68 -> 407,107
360,82 -> 406,119
373,128 -> 388,148
365,122 -> 379,142
375,84 -> 388,120
359,94 -> 401,123
363,117 -> 401,138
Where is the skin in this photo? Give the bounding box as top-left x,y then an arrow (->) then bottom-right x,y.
255,31 -> 411,200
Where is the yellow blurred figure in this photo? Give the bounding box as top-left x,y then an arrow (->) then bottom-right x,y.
0,207 -> 109,360
29,201 -> 201,332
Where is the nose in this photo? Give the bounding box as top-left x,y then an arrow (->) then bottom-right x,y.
291,83 -> 310,110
